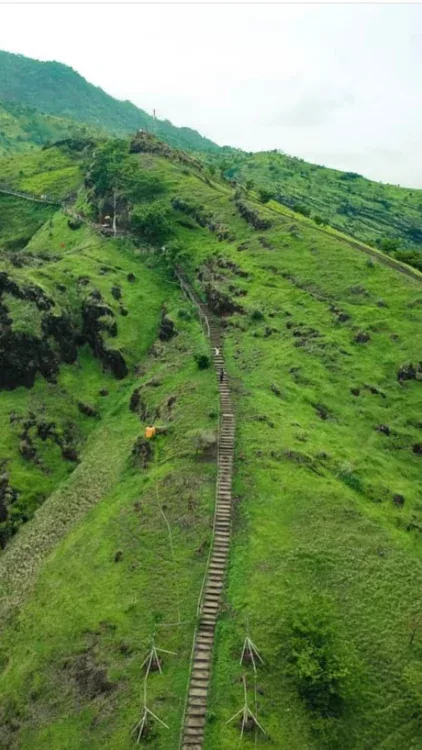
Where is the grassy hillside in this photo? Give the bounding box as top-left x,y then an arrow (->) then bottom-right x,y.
207,149 -> 422,271
0,50 -> 220,153
0,136 -> 422,749
0,99 -> 102,157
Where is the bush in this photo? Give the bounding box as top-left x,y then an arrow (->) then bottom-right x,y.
287,610 -> 348,717
250,308 -> 264,321
194,353 -> 211,370
130,203 -> 173,244
293,203 -> 311,218
314,215 -> 329,227
258,188 -> 273,204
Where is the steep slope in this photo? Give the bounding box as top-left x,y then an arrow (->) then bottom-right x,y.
0,99 -> 103,156
208,149 -> 422,270
0,136 -> 422,750
0,50 -> 220,153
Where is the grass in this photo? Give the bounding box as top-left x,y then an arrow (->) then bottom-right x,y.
204,149 -> 422,268
1,137 -> 422,749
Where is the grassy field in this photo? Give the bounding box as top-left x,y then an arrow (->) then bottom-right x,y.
0,137 -> 421,749
204,149 -> 422,271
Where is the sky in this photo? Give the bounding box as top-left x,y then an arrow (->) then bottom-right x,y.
1,2 -> 422,187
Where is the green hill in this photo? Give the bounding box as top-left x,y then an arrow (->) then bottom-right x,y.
0,49 -> 220,153
210,149 -> 422,271
0,135 -> 422,750
0,99 -> 103,157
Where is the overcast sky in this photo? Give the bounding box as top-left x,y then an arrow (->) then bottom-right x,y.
1,3 -> 422,187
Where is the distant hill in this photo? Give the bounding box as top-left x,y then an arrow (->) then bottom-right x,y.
209,149 -> 422,270
0,99 -> 102,156
0,49 -> 220,153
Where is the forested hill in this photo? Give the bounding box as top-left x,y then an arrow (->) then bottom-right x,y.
0,49 -> 220,153
0,99 -> 103,156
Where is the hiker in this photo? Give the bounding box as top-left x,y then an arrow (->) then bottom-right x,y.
219,368 -> 224,383
214,346 -> 220,357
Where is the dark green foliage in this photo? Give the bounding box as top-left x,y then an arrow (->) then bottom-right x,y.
258,187 -> 273,203
293,203 -> 311,218
376,237 -> 400,254
88,140 -> 167,201
0,50 -> 219,153
250,307 -> 264,321
130,202 -> 173,244
194,353 -> 211,369
203,149 -> 422,270
287,609 -> 348,717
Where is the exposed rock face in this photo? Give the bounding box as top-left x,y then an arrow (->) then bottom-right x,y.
0,326 -> 59,389
81,292 -> 128,379
204,284 -> 245,316
0,470 -> 19,549
397,363 -> 422,383
158,312 -> 177,341
354,330 -> 371,344
235,199 -> 272,230
78,402 -> 98,418
131,436 -> 153,468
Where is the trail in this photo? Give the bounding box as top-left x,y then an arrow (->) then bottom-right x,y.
176,270 -> 235,750
1,182 -> 421,283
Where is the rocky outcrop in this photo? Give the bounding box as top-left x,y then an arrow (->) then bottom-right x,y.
397,363 -> 422,383
204,284 -> 245,316
235,199 -> 272,230
158,312 -> 177,341
81,291 -> 128,379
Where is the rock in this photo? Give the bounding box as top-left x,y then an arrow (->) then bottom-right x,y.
19,438 -> 36,461
354,330 -> 371,344
393,494 -> 405,507
119,306 -> 128,316
235,199 -> 272,230
111,285 -> 121,300
337,312 -> 350,323
350,388 -> 360,397
127,273 -> 136,282
375,425 -> 390,436
397,363 -> 420,383
205,284 -> 245,316
313,403 -> 331,420
131,436 -> 153,468
78,402 -> 98,418
67,218 -> 82,230
62,445 -> 79,462
158,313 -> 177,341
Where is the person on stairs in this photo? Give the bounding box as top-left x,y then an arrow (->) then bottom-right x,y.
219,368 -> 225,383
214,346 -> 220,357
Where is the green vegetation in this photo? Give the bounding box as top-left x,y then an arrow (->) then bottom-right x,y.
0,49 -> 220,153
205,148 -> 422,270
0,135 -> 422,749
0,99 -> 102,156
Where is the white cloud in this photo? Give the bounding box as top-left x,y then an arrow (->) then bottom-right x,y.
0,3 -> 421,186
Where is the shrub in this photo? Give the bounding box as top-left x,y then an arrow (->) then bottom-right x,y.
194,353 -> 211,370
258,188 -> 273,204
287,609 -> 348,717
130,203 -> 173,244
293,203 -> 311,218
250,308 -> 264,321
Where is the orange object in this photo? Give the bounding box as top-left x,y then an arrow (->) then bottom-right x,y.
145,426 -> 156,439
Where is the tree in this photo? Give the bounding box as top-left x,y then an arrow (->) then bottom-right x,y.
258,188 -> 273,204
130,203 -> 173,244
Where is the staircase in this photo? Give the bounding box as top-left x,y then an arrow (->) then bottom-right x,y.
180,303 -> 235,750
